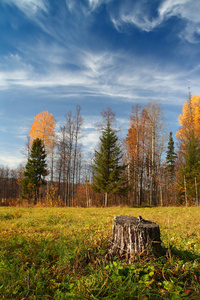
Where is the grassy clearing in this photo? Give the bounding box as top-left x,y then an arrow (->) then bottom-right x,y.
0,206 -> 200,299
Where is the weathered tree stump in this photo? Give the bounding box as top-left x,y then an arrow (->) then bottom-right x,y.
109,215 -> 163,262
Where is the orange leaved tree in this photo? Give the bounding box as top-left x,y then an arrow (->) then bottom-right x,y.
176,95 -> 200,149
30,111 -> 57,181
176,94 -> 200,205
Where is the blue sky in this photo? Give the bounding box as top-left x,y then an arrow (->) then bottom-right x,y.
1,0 -> 200,167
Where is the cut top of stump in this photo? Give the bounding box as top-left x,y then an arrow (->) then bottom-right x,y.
114,215 -> 159,229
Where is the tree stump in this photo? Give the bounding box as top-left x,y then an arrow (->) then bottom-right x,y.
109,215 -> 163,262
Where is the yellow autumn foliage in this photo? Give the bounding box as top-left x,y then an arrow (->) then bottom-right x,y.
30,111 -> 57,152
176,95 -> 200,148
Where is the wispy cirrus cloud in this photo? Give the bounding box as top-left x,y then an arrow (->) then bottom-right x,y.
158,0 -> 200,43
110,0 -> 200,43
3,0 -> 48,15
3,0 -> 200,44
0,48 -> 199,105
87,0 -> 113,11
1,0 -> 200,104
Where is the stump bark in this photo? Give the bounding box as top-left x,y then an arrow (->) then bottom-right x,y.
109,215 -> 163,262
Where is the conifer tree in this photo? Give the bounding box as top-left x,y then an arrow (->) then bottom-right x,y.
92,120 -> 128,206
22,138 -> 48,204
166,132 -> 177,179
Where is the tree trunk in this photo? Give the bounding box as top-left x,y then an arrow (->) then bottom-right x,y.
109,215 -> 163,262
105,192 -> 108,207
195,177 -> 198,206
184,175 -> 187,206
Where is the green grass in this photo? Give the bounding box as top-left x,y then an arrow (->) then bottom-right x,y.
0,206 -> 200,299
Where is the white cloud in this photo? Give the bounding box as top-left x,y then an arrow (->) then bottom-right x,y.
15,124 -> 30,139
80,131 -> 100,152
82,51 -> 115,77
0,153 -> 24,168
80,116 -> 101,152
0,48 -> 196,105
80,116 -> 130,154
87,0 -> 113,11
158,0 -> 200,43
0,53 -> 35,89
0,31 -> 199,105
3,0 -> 48,16
110,1 -> 162,32
65,0 -> 75,12
110,0 -> 200,43
88,0 -> 100,8
2,0 -> 50,39
82,116 -> 102,129
158,0 -> 188,18
3,0 -> 200,44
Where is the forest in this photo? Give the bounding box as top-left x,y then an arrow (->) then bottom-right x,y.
1,94 -> 200,207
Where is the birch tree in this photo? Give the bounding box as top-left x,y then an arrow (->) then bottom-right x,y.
71,105 -> 83,206
29,111 -> 57,182
127,101 -> 165,206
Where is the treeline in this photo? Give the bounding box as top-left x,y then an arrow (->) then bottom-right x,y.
1,94 -> 200,207
0,165 -> 23,205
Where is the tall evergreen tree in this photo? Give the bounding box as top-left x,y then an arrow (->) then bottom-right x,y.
22,138 -> 48,204
92,120 -> 128,206
166,132 -> 177,179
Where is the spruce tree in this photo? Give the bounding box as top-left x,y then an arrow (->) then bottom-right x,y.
166,132 -> 177,179
92,120 -> 128,206
22,138 -> 48,204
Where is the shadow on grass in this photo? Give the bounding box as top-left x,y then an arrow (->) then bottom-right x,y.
169,245 -> 200,262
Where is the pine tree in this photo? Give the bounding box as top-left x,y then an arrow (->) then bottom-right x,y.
92,120 -> 128,206
22,138 -> 48,204
166,132 -> 177,179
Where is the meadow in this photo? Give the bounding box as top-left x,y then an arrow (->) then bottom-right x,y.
0,206 -> 200,299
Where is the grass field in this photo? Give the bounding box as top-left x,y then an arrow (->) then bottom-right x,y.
0,206 -> 200,299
